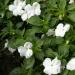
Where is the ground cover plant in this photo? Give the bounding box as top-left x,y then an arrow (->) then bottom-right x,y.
0,0 -> 75,75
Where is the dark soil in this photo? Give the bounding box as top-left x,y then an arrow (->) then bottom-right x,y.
0,40 -> 22,75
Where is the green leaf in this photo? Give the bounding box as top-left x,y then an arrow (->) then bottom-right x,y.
27,16 -> 43,26
68,71 -> 75,75
63,70 -> 68,75
55,37 -> 64,44
45,49 -> 58,58
35,49 -> 44,60
68,12 -> 75,22
67,3 -> 75,11
10,68 -> 21,75
58,45 -> 69,58
22,57 -> 35,70
58,0 -> 66,10
8,38 -> 25,48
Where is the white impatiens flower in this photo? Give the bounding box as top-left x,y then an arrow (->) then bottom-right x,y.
43,57 -> 61,75
18,42 -> 33,58
69,0 -> 74,4
4,39 -> 16,53
8,47 -> 16,53
46,29 -> 55,36
9,0 -> 26,16
66,58 -> 75,70
55,23 -> 70,37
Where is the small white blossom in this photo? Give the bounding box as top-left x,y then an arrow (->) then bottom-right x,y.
18,42 -> 33,58
8,47 -> 16,53
43,57 -> 61,75
9,0 -> 26,16
46,29 -> 54,36
69,0 -> 74,4
66,58 -> 75,70
55,23 -> 70,37
4,39 -> 16,53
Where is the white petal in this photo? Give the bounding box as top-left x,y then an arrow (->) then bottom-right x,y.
24,42 -> 33,49
13,9 -> 19,16
69,0 -> 74,4
66,58 -> 75,70
21,12 -> 28,21
43,67 -> 51,75
9,4 -> 16,11
18,46 -> 26,56
25,48 -> 33,58
25,4 -> 35,18
55,28 -> 65,37
64,24 -> 70,32
52,57 -> 61,66
43,58 -> 51,67
8,47 -> 16,53
32,2 -> 41,15
56,23 -> 64,29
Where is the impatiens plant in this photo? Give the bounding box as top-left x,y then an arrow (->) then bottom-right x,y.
1,0 -> 75,75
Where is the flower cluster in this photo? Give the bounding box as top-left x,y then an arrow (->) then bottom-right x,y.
18,42 -> 33,58
9,0 -> 41,21
6,0 -> 75,75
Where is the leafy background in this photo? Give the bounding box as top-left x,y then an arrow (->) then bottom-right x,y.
0,0 -> 75,75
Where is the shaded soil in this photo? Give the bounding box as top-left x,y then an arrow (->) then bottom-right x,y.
0,40 -> 22,75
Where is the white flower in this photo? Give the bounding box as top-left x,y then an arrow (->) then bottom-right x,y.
43,57 -> 61,75
55,23 -> 70,37
4,39 -> 16,53
18,42 -> 33,58
66,58 -> 75,70
46,29 -> 54,36
9,0 -> 26,16
69,0 -> 74,4
32,2 -> 41,16
8,47 -> 16,53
